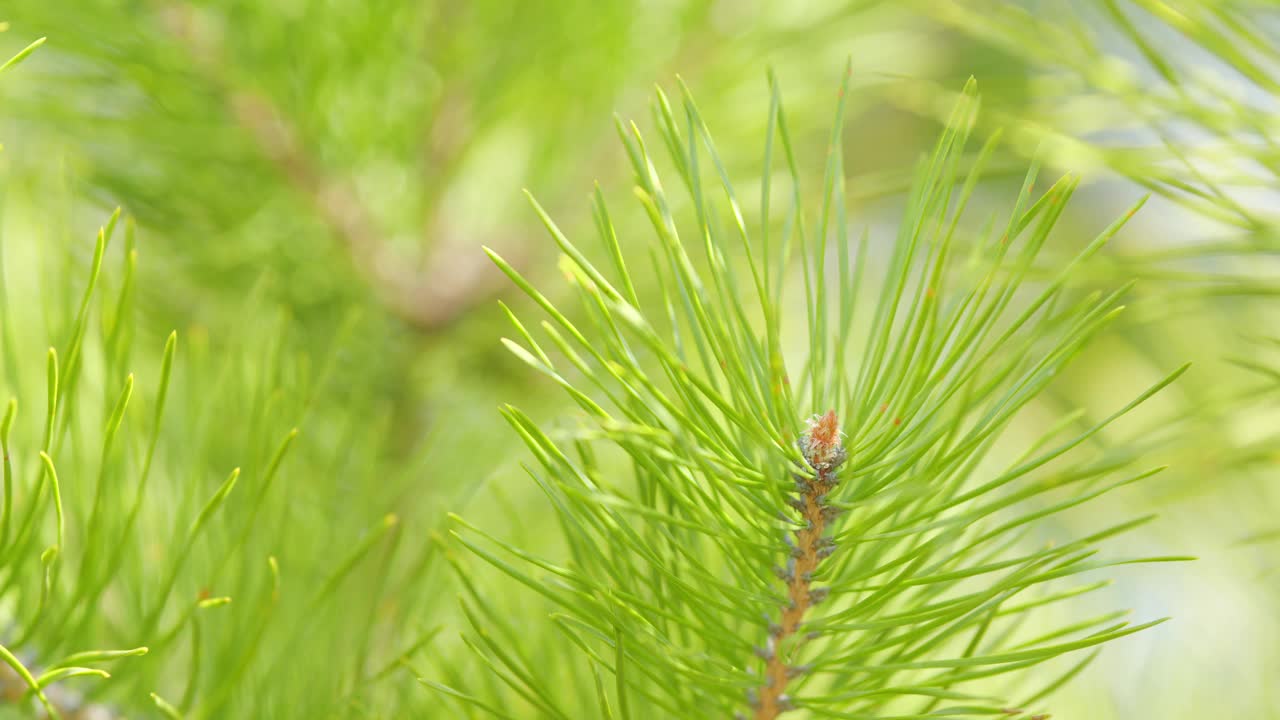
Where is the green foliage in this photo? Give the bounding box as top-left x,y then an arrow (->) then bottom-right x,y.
2,2 -> 1279,718
0,208 -> 457,719
432,73 -> 1189,718
921,0 -> 1280,526
0,0 -> 890,339
0,38 -> 463,720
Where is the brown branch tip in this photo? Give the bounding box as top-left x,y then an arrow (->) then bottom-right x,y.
752,410 -> 846,719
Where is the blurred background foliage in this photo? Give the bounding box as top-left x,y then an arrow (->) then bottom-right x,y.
0,0 -> 1276,717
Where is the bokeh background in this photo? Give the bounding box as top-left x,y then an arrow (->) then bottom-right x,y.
0,1 -> 1276,717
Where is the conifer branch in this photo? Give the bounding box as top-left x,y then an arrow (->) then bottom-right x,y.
155,1 -> 513,332
755,410 -> 846,719
437,71 -> 1188,719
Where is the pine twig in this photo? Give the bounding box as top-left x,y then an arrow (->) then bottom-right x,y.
754,410 -> 846,719
154,2 -> 514,332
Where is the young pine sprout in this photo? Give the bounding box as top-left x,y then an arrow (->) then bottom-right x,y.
435,69 -> 1188,719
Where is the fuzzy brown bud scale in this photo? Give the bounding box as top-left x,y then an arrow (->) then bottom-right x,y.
753,410 -> 846,719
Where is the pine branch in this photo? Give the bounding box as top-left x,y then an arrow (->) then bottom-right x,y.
155,2 -> 514,332
755,411 -> 846,719
435,70 -> 1187,718
0,33 -> 425,711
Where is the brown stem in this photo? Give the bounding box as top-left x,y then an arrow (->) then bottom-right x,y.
755,410 -> 845,719
755,468 -> 836,720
